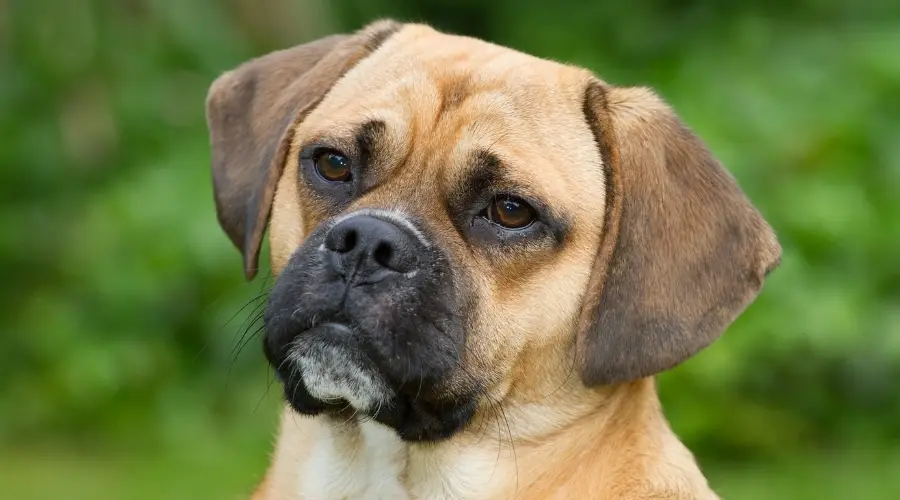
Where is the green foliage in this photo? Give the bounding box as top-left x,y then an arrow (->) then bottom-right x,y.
2,0 -> 898,497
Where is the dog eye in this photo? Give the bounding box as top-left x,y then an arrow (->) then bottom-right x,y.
314,150 -> 351,182
485,196 -> 535,229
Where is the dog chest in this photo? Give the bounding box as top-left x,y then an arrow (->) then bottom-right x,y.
298,419 -> 410,500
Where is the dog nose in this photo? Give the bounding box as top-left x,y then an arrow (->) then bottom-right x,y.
324,215 -> 419,280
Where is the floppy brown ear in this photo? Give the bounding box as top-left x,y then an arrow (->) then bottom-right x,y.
205,20 -> 401,280
577,82 -> 782,386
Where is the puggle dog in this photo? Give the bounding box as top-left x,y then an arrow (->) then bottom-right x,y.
206,19 -> 780,500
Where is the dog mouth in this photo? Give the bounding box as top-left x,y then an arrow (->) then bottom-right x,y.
268,322 -> 479,442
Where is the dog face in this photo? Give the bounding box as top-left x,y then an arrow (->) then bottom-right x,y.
206,21 -> 781,442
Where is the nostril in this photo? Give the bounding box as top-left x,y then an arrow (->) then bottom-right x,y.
324,215 -> 420,278
372,241 -> 393,269
336,228 -> 357,253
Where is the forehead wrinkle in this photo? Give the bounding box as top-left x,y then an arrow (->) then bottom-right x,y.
438,117 -> 511,195
433,73 -> 471,121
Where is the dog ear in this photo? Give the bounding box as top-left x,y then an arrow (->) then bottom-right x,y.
205,20 -> 401,279
577,82 -> 781,385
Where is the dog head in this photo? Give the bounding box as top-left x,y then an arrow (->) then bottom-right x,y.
206,21 -> 781,442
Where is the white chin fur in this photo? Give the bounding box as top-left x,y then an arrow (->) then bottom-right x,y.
289,343 -> 392,413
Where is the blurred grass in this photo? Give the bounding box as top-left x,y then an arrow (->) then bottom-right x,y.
2,0 -> 899,497
0,433 -> 272,500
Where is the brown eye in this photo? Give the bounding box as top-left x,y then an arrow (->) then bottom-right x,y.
314,151 -> 351,182
486,196 -> 535,229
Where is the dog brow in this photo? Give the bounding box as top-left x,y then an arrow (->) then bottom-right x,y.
445,149 -> 510,215
355,119 -> 386,161
455,149 -> 505,200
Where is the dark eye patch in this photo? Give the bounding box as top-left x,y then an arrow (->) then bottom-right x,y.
298,142 -> 356,209
446,150 -> 568,249
297,119 -> 386,205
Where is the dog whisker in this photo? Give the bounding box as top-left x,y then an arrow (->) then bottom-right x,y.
228,300 -> 267,357
498,403 -> 519,494
254,372 -> 278,415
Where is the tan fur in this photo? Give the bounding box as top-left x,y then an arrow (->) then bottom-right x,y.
206,20 -> 780,500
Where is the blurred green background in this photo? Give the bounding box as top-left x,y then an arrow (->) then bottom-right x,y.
2,0 -> 899,498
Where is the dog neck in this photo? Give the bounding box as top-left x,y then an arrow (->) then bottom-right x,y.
258,377 -> 717,500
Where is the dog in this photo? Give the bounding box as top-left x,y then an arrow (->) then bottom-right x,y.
205,19 -> 781,500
